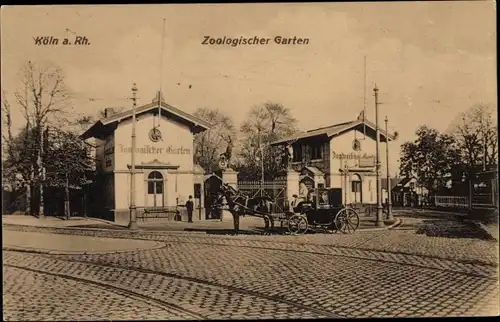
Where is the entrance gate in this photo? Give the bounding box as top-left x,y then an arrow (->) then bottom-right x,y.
204,174 -> 223,219
237,179 -> 288,214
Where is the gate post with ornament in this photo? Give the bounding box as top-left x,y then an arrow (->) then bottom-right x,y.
221,168 -> 239,221
286,169 -> 300,211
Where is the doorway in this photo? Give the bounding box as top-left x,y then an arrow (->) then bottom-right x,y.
147,171 -> 164,208
351,174 -> 362,204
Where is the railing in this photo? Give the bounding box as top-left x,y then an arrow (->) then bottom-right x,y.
434,196 -> 469,208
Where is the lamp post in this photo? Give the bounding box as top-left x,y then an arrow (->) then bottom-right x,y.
385,116 -> 394,221
374,85 -> 384,227
258,128 -> 264,197
38,125 -> 45,219
128,83 -> 139,230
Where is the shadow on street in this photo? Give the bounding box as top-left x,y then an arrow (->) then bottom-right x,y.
415,219 -> 495,241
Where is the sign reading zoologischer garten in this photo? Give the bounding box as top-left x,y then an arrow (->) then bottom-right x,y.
118,144 -> 191,155
332,152 -> 375,160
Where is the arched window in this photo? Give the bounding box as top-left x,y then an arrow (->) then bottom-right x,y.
148,171 -> 163,194
351,174 -> 362,193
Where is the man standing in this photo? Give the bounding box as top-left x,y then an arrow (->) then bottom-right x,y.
186,195 -> 194,223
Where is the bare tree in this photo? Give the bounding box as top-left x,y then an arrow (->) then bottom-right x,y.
1,89 -> 14,159
193,108 -> 236,173
237,102 -> 299,179
10,61 -> 72,216
448,104 -> 498,169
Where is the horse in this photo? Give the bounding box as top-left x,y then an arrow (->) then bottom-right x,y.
213,183 -> 276,234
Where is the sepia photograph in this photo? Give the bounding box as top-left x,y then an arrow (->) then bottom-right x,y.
1,2 -> 498,320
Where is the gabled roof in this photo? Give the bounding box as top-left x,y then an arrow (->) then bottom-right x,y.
271,118 -> 396,145
303,166 -> 324,176
80,92 -> 212,140
395,177 -> 415,187
382,178 -> 404,191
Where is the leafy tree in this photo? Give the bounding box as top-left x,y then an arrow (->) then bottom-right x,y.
43,127 -> 94,219
236,102 -> 299,180
399,126 -> 461,194
193,108 -> 236,173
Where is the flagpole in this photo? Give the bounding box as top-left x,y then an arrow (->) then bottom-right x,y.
158,18 -> 166,125
363,55 -> 367,139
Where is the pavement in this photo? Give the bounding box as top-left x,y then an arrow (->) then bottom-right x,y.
2,211 -> 499,320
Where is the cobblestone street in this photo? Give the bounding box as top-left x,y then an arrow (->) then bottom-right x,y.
3,214 -> 499,320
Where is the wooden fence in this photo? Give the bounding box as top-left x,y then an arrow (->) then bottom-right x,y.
434,196 -> 469,208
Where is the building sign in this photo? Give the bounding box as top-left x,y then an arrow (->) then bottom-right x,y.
118,144 -> 191,155
332,152 -> 375,160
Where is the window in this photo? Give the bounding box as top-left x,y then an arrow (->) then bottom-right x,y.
351,181 -> 361,193
310,143 -> 322,160
147,171 -> 163,195
351,174 -> 362,193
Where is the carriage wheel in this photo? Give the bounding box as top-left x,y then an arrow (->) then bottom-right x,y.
287,214 -> 308,235
334,208 -> 360,234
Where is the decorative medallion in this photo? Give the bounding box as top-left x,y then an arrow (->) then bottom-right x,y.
149,127 -> 162,142
219,159 -> 228,169
352,138 -> 361,151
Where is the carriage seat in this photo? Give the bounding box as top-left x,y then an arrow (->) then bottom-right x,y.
292,201 -> 313,213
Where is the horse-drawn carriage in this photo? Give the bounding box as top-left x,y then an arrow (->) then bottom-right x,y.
286,188 -> 360,235
213,184 -> 360,235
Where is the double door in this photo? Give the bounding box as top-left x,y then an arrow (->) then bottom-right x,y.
147,171 -> 164,208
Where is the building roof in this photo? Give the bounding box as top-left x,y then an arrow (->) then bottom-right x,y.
381,178 -> 404,191
80,92 -> 212,140
270,118 -> 396,146
304,166 -> 324,176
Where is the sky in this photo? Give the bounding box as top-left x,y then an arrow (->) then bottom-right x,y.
1,2 -> 497,176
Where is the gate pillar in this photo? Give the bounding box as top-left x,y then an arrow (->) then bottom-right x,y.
221,168 -> 238,189
286,169 -> 300,211
221,168 -> 239,221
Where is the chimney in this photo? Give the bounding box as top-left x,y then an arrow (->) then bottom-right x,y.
104,108 -> 115,118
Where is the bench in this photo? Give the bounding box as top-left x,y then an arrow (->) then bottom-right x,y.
138,206 -> 181,221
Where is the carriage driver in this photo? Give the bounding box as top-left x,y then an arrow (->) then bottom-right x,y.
290,194 -> 300,213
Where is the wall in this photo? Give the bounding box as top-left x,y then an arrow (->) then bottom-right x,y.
329,129 -> 378,204
110,112 -> 196,219
103,135 -> 115,172
94,138 -> 106,172
290,140 -> 330,180
113,113 -> 194,172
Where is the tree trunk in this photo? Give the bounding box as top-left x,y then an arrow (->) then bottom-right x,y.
65,173 -> 70,220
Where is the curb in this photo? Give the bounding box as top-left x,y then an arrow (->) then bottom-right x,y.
2,223 -> 213,234
356,218 -> 402,232
466,220 -> 498,242
3,218 -> 404,234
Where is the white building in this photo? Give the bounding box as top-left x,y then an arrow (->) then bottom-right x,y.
271,114 -> 396,206
80,92 -> 211,223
